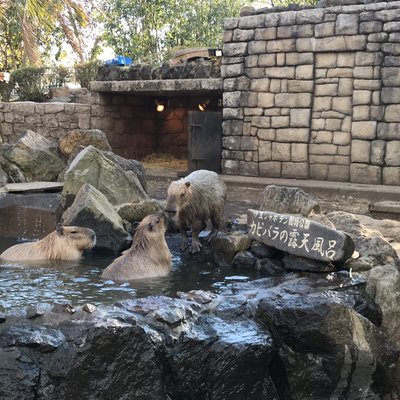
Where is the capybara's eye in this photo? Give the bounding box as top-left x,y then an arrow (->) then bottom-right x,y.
156,218 -> 160,224
180,193 -> 185,197
70,231 -> 78,234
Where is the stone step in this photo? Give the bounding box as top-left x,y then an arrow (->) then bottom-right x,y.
1,182 -> 64,194
369,201 -> 400,220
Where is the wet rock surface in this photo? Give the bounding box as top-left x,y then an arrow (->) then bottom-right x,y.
327,211 -> 400,271
62,183 -> 132,252
0,272 -> 397,399
1,169 -> 400,398
0,192 -> 63,239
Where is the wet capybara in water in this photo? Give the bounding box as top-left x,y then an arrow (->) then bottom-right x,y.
165,169 -> 227,253
101,212 -> 172,281
0,224 -> 96,262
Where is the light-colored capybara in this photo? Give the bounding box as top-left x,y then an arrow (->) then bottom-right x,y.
165,169 -> 227,253
101,212 -> 172,281
0,224 -> 96,262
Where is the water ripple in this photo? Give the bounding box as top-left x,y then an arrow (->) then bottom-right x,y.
0,236 -> 260,312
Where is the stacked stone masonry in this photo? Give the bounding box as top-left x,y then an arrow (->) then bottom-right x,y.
222,1 -> 400,185
0,94 -> 189,160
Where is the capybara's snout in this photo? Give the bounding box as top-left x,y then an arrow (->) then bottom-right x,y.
154,210 -> 168,223
165,202 -> 177,214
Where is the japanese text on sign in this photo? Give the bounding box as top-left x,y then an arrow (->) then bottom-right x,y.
248,211 -> 338,260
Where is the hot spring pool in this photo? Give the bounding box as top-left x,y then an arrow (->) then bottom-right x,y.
0,234 -> 260,313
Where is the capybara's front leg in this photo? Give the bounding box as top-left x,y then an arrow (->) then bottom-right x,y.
207,211 -> 220,243
190,223 -> 202,253
206,229 -> 218,244
180,227 -> 189,251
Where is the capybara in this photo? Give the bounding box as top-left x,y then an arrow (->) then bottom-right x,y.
101,212 -> 172,281
0,224 -> 96,262
165,169 -> 227,253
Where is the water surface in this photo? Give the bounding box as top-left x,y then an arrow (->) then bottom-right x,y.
0,234 -> 260,313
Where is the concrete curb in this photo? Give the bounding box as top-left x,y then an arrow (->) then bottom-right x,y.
145,168 -> 400,204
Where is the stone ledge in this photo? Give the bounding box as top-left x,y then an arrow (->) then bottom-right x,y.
1,182 -> 64,193
369,200 -> 400,220
89,79 -> 224,96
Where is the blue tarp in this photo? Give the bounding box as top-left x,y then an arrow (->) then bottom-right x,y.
105,56 -> 133,66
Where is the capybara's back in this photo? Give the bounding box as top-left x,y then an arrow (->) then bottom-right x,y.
101,212 -> 172,281
165,169 -> 227,252
0,224 -> 96,262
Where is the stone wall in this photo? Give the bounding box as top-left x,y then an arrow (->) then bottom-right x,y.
97,94 -> 189,159
222,1 -> 400,185
0,94 -> 189,160
0,101 -> 92,143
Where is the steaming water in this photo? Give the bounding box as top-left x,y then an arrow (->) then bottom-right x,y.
0,234 -> 260,313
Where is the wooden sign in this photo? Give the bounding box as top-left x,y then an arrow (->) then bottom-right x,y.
247,209 -> 354,263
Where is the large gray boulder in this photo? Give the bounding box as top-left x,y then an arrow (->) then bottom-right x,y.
0,159 -> 26,183
61,183 -> 131,252
327,211 -> 399,271
0,166 -> 7,186
260,185 -> 321,217
2,130 -> 66,182
58,129 -> 112,157
102,150 -> 147,192
366,264 -> 400,352
116,199 -> 164,223
58,147 -> 147,193
256,285 -> 387,399
0,192 -> 62,239
355,214 -> 400,243
210,232 -> 251,266
0,272 -> 395,399
62,146 -> 148,207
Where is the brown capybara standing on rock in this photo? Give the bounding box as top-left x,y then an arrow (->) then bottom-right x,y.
101,212 -> 172,281
0,224 -> 96,262
165,169 -> 227,253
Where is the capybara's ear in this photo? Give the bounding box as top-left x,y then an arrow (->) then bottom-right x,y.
56,223 -> 64,236
185,181 -> 191,188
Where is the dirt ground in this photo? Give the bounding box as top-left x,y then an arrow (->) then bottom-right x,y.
146,167 -> 400,257
146,170 -> 371,225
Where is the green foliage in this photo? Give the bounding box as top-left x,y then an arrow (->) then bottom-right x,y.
11,67 -> 48,101
163,0 -> 244,50
1,65 -> 73,101
74,60 -> 102,88
0,2 -> 24,70
0,0 -> 90,67
47,65 -> 71,88
0,79 -> 14,102
100,0 -> 164,63
0,0 -> 321,74
100,0 -> 249,64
